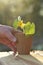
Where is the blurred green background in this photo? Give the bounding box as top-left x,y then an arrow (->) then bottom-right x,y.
0,0 -> 43,51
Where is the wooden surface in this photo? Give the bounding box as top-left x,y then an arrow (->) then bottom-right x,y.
0,51 -> 43,65
30,51 -> 43,63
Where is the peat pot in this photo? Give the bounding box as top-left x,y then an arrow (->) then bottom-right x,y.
15,32 -> 32,55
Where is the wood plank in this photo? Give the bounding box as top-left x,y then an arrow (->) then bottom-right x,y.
0,51 -> 43,65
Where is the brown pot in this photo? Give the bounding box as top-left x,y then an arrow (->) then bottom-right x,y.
15,32 -> 32,55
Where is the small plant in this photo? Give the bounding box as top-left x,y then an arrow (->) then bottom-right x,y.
13,16 -> 35,36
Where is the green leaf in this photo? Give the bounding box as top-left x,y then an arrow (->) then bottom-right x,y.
13,19 -> 18,29
23,22 -> 35,35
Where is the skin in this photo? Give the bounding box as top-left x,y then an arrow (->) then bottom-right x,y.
0,24 -> 22,55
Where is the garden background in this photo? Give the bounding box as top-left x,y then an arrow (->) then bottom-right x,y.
0,0 -> 43,51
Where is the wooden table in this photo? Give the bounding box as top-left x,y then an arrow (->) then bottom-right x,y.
0,51 -> 43,65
